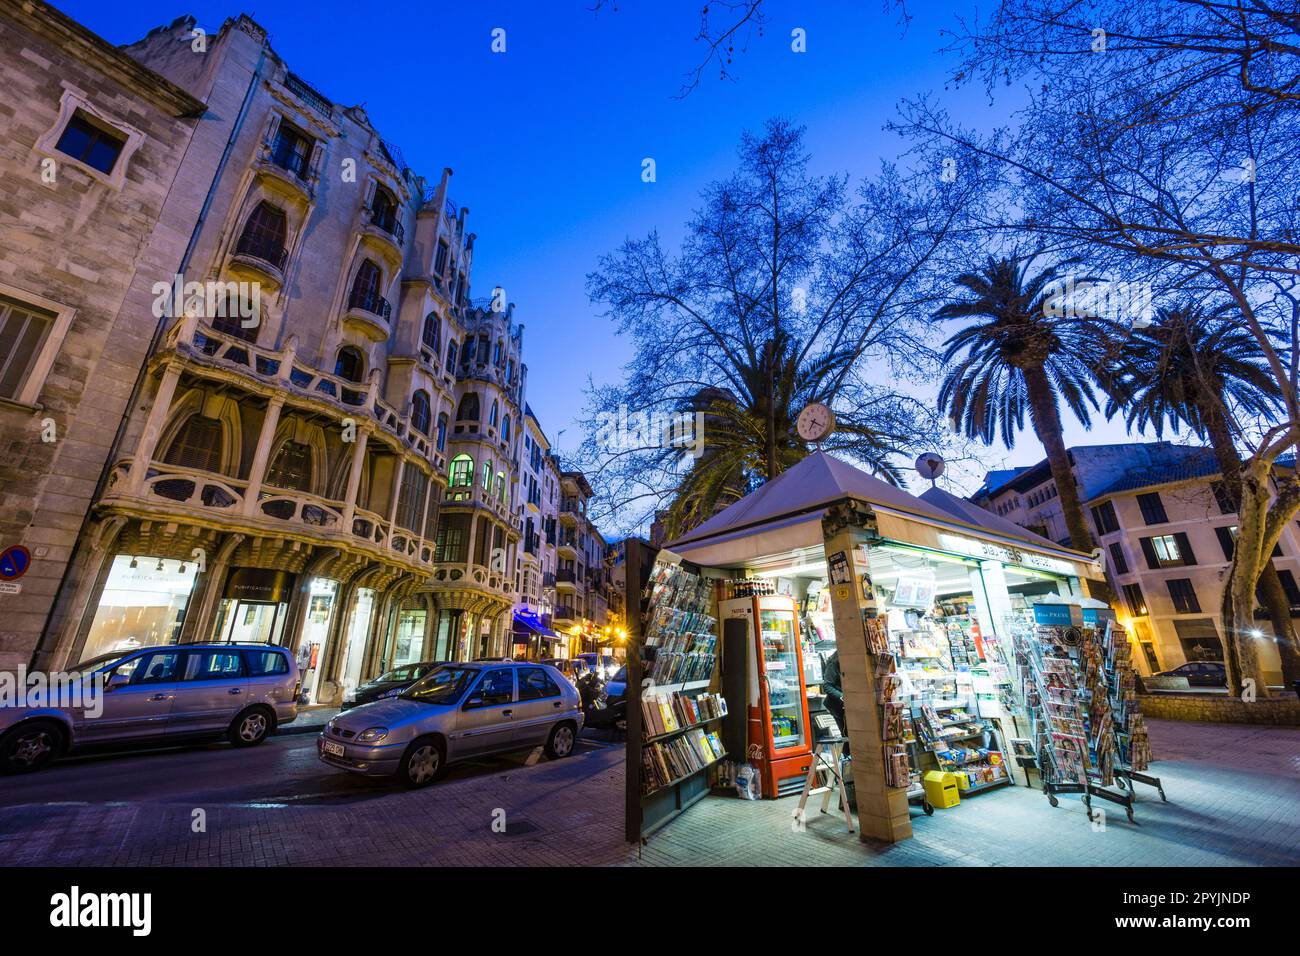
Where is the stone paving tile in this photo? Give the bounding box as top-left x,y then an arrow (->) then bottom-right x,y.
0,719 -> 1296,866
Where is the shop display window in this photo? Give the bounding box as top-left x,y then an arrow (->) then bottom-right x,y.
79,555 -> 199,662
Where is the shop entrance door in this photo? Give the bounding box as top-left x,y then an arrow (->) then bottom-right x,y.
341,588 -> 376,695
219,600 -> 289,644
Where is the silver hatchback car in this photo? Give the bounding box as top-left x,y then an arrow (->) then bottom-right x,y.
318,661 -> 584,787
0,643 -> 299,774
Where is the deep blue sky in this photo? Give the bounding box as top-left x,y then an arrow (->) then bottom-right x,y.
59,0 -> 1150,498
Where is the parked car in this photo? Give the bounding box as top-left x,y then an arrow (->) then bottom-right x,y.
574,652 -> 619,680
541,658 -> 588,684
342,661 -> 447,710
318,661 -> 583,787
1151,661 -> 1228,687
0,643 -> 299,774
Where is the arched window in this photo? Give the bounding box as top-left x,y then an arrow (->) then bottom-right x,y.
236,201 -> 288,269
334,346 -> 364,383
502,416 -> 511,442
448,454 -> 474,500
422,313 -> 441,353
411,390 -> 431,436
446,339 -> 458,369
496,470 -> 506,502
489,401 -> 499,429
456,392 -> 480,422
348,259 -> 384,314
266,440 -> 313,491
436,413 -> 448,451
370,185 -> 400,237
482,459 -> 493,491
162,414 -> 223,473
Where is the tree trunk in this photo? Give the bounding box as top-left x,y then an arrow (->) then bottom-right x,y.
1201,404 -> 1298,688
1220,461 -> 1274,697
764,339 -> 778,480
1021,364 -> 1095,553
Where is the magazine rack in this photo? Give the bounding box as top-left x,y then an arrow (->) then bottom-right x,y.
1015,624 -> 1135,824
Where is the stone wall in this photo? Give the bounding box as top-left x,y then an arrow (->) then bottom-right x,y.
1138,692 -> 1300,725
0,0 -> 203,670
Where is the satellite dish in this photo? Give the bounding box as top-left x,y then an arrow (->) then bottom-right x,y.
915,452 -> 945,482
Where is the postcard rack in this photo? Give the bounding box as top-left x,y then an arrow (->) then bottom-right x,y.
1015,623 -> 1134,824
1095,620 -> 1167,804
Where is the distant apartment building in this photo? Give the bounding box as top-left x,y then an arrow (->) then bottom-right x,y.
972,442 -> 1298,684
0,0 -> 206,671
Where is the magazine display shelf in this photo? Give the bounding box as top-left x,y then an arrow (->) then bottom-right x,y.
1015,623 -> 1134,824
624,540 -> 723,843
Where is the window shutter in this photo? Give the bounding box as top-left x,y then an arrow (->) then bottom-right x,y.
1138,537 -> 1160,570
1174,532 -> 1197,566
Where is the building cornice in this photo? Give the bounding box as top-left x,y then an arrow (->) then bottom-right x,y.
2,0 -> 206,118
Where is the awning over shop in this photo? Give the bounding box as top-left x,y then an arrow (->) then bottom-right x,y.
665,451 -> 1099,579
511,610 -> 560,642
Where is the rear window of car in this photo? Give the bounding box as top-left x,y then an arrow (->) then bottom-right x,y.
518,666 -> 562,700
244,650 -> 290,676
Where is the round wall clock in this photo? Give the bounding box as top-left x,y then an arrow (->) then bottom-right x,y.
796,403 -> 835,443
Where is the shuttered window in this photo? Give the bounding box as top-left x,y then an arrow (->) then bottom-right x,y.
0,295 -> 57,400
162,414 -> 222,472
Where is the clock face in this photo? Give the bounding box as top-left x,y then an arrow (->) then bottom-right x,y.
796,403 -> 835,442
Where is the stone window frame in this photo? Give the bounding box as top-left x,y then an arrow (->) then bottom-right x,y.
0,280 -> 76,410
35,88 -> 146,191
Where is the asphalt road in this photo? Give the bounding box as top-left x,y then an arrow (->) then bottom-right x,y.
0,730 -> 618,810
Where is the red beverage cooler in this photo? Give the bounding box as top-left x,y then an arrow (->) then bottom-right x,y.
719,594 -> 813,798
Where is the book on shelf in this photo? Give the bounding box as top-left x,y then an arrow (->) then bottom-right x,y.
641,690 -> 729,740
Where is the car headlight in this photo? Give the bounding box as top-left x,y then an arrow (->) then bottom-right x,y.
356,727 -> 389,743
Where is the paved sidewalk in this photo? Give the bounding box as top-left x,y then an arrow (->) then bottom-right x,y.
0,719 -> 1294,866
275,706 -> 339,736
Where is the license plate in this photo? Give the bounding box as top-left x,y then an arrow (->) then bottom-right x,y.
322,740 -> 345,757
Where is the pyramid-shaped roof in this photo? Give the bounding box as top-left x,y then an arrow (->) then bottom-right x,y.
671,452 -> 972,547
918,484 -> 1064,552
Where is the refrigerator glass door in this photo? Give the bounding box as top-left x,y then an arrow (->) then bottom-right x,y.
759,610 -> 804,749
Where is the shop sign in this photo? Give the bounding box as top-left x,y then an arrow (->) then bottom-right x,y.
1031,603 -> 1081,626
225,568 -> 295,603
938,533 -> 1016,564
1017,552 -> 1079,576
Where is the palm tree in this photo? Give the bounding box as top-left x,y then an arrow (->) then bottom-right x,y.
1104,305 -> 1296,687
658,332 -> 909,541
936,257 -> 1121,552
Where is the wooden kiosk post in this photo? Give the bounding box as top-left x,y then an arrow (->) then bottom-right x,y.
821,499 -> 912,844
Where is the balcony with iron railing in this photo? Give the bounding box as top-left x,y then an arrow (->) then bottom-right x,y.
344,286 -> 392,342
229,231 -> 288,286
365,205 -> 405,248
553,605 -> 578,622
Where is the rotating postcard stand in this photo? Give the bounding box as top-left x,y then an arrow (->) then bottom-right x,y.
1093,620 -> 1167,805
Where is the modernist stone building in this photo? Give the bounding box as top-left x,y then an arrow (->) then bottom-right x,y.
4,7 -> 612,696
0,0 -> 205,672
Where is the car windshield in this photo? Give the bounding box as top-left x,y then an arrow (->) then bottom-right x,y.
376,665 -> 417,683
401,666 -> 477,705
73,651 -> 130,673
612,666 -> 627,683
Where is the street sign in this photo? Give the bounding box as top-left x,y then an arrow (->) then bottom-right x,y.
0,545 -> 32,581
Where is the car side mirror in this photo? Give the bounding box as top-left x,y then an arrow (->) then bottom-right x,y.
106,673 -> 130,692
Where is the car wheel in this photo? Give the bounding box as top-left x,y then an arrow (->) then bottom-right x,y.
398,736 -> 446,788
545,721 -> 577,759
229,707 -> 273,747
1,720 -> 64,774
